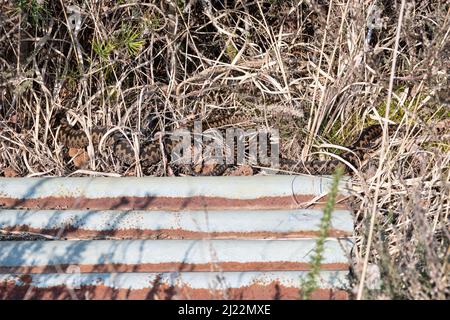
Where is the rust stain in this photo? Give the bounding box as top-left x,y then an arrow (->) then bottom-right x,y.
0,280 -> 349,300
0,225 -> 352,240
0,177 -> 353,300
0,262 -> 349,274
0,194 -> 350,211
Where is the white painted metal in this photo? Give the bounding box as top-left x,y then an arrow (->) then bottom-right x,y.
0,271 -> 349,290
0,239 -> 352,268
0,209 -> 353,235
0,176 -> 353,299
0,176 -> 351,200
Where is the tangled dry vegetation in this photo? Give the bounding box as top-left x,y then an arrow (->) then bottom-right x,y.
0,0 -> 449,299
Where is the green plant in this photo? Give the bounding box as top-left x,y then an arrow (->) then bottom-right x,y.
91,38 -> 116,80
16,0 -> 47,27
225,42 -> 238,61
92,39 -> 116,62
144,12 -> 162,31
119,24 -> 145,56
301,165 -> 344,299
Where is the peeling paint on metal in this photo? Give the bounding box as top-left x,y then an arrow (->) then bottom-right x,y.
0,239 -> 352,273
0,176 -> 351,199
0,176 -> 351,210
0,209 -> 353,239
0,176 -> 354,300
0,271 -> 349,300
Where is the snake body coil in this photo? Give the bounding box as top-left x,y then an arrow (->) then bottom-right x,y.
57,114 -> 398,175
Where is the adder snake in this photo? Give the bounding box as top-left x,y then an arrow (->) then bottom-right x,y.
56,111 -> 412,175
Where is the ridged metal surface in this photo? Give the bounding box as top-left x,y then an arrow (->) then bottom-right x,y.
0,176 -> 351,210
0,239 -> 351,273
0,176 -> 350,199
0,271 -> 349,300
0,208 -> 353,239
0,176 -> 353,300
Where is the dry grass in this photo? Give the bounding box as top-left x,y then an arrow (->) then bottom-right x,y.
0,0 -> 449,299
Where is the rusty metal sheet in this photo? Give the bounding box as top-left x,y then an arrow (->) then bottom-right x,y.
0,176 -> 351,210
0,208 -> 353,239
0,239 -> 352,273
0,271 -> 349,300
0,176 -> 354,300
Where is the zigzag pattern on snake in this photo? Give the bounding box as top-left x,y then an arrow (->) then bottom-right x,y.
56,111 -> 399,175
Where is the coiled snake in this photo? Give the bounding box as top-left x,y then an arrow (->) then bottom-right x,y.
56,112 -> 403,175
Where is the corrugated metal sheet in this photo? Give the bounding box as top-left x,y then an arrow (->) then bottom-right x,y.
0,176 -> 351,210
0,239 -> 351,273
0,176 -> 353,300
0,208 -> 353,239
0,271 -> 349,300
